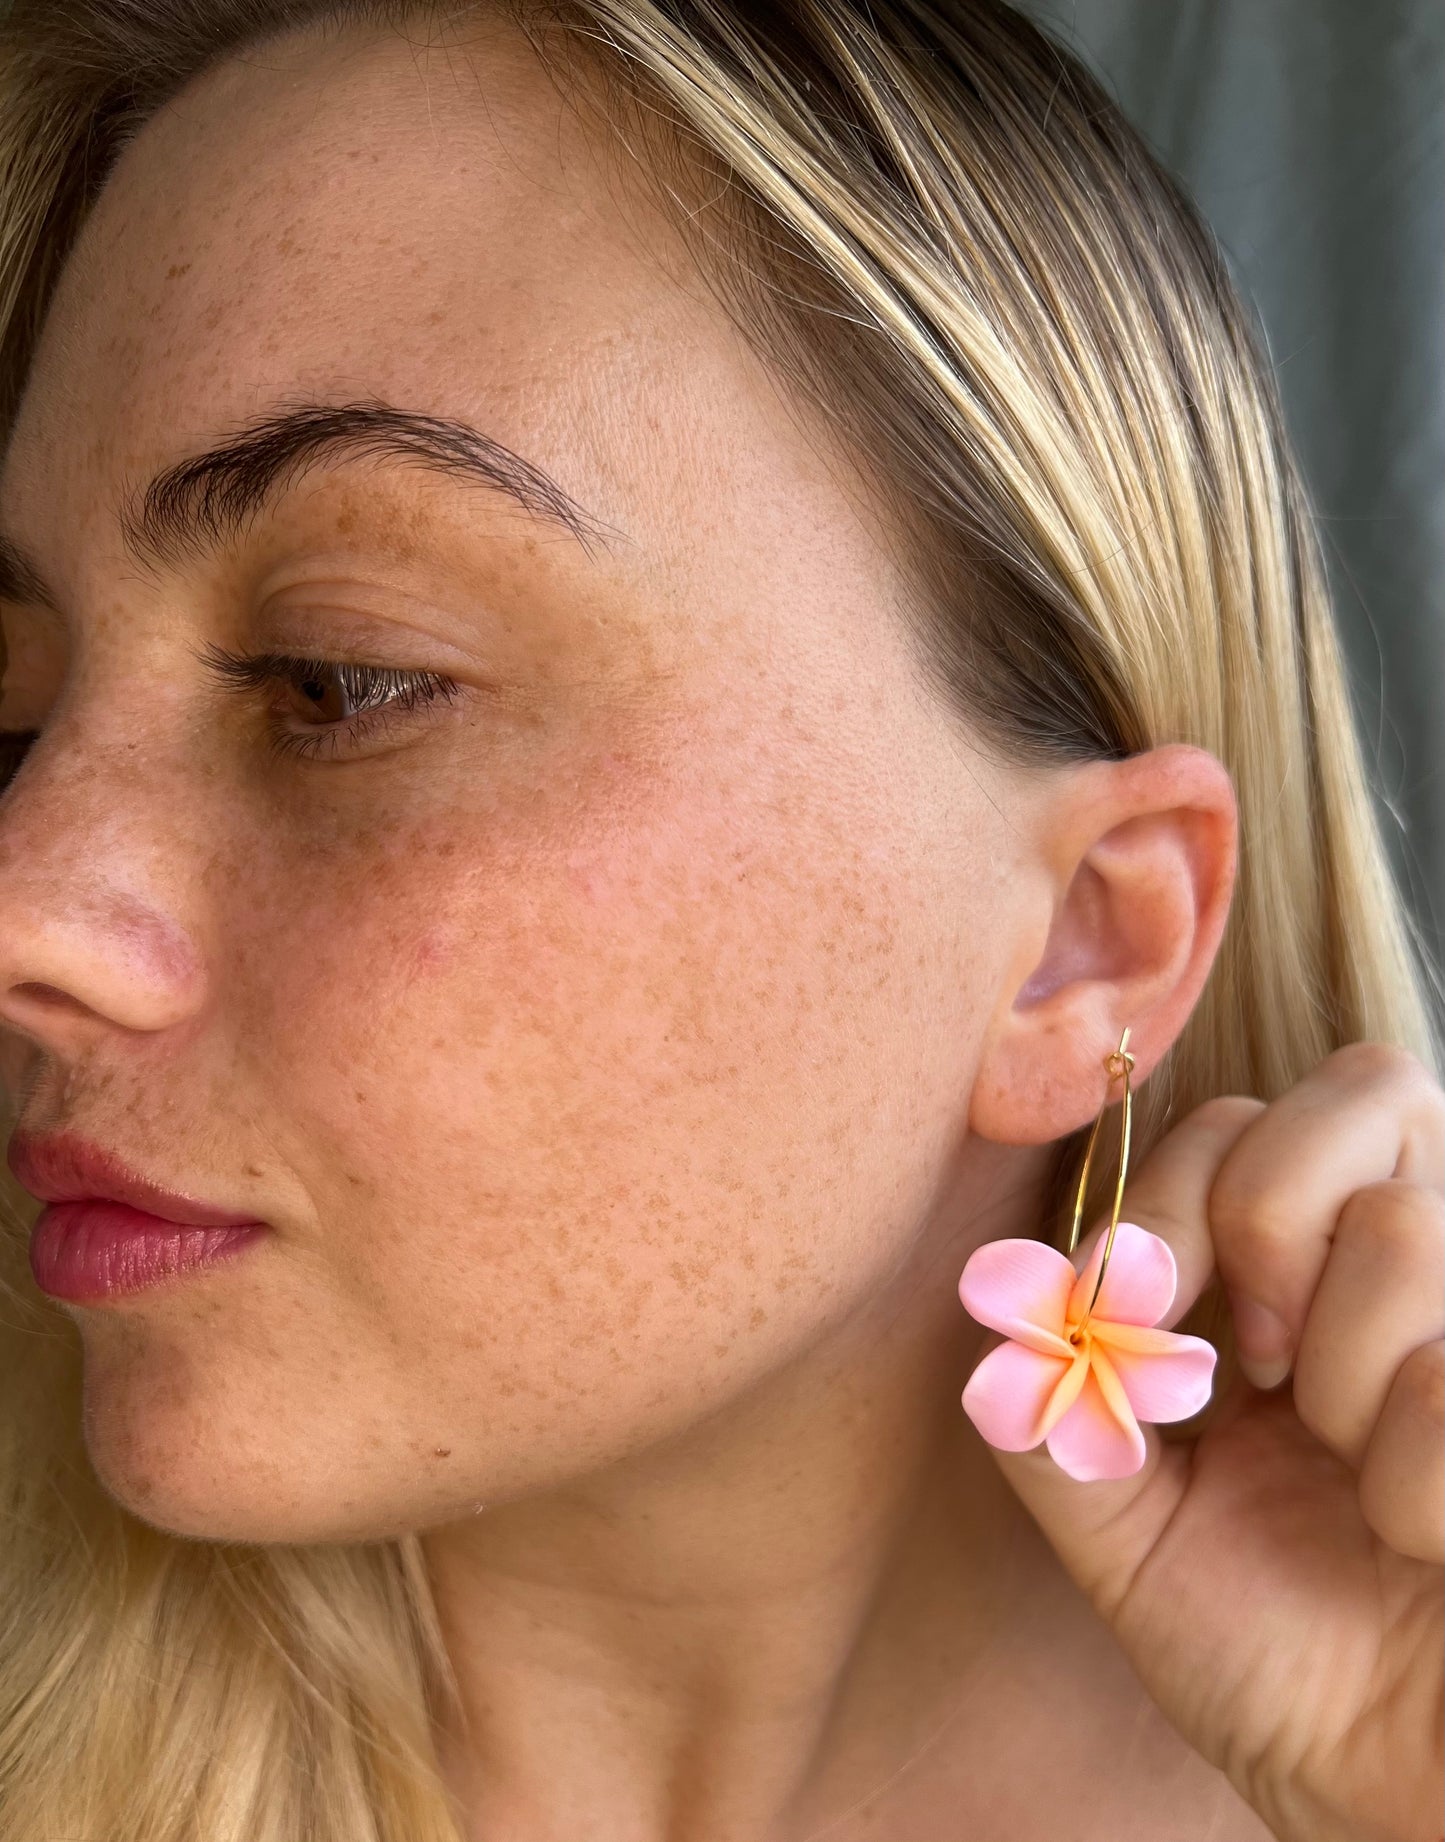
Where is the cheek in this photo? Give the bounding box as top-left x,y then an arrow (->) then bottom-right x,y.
229,756 -> 968,1500
401,925 -> 458,976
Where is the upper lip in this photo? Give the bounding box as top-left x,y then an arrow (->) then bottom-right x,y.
5,1131 -> 265,1228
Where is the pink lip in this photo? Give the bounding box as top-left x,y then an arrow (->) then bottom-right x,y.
27,1200 -> 267,1302
6,1130 -> 263,1228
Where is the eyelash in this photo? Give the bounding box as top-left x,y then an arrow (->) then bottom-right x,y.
0,728 -> 34,791
195,641 -> 463,763
0,644 -> 464,786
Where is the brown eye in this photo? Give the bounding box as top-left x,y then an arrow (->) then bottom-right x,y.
285,663 -> 357,725
193,642 -> 463,763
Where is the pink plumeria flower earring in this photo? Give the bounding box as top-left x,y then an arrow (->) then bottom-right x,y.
957,1028 -> 1217,1482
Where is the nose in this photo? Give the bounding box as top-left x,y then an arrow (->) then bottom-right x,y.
0,712 -> 209,1063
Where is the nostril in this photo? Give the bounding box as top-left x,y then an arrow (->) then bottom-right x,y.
3,983 -> 104,1032
10,984 -> 71,1008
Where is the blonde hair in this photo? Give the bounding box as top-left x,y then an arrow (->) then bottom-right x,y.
0,2 -> 1439,1836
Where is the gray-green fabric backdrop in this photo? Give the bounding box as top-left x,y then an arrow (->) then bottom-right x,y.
1019,0 -> 1445,1022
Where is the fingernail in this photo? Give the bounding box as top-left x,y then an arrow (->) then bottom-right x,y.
1227,1291 -> 1293,1391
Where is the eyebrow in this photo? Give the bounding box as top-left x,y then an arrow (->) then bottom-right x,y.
0,397 -> 624,615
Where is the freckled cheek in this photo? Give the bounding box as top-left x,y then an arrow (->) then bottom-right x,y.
233,839 -> 479,1077
261,766 -> 846,1116
244,815 -> 630,1121
563,857 -> 614,906
399,922 -> 459,977
240,806 -> 916,1430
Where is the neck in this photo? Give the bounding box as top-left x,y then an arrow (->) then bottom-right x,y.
421,1144 -> 1078,1842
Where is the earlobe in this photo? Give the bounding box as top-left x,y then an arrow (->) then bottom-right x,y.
967,745 -> 1238,1148
969,1000 -> 1129,1146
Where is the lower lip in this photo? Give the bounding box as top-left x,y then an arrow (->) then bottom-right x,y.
28,1200 -> 268,1302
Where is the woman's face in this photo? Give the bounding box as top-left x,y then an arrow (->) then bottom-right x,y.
0,16 -> 1048,1543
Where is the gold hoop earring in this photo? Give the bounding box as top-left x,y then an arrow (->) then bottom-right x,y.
1062,1026 -> 1135,1338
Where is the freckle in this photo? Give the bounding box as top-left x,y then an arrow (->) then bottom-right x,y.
354,1089 -> 367,1104
749,1306 -> 767,1327
164,261 -> 192,280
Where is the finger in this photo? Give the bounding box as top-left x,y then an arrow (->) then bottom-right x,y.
1357,1339 -> 1445,1562
1206,1042 -> 1445,1389
1292,1180 -> 1445,1468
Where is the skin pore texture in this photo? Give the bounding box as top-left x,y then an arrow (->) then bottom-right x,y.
0,15 -> 1266,1842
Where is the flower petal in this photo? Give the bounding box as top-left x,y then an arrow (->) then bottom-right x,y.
1089,1341 -> 1137,1428
1085,1321 -> 1187,1355
1044,1363 -> 1147,1480
959,1238 -> 1076,1355
1094,1329 -> 1217,1424
1038,1344 -> 1091,1435
1067,1221 -> 1177,1329
962,1338 -> 1073,1451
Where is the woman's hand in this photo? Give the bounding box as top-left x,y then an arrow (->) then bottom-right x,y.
981,1040 -> 1444,1842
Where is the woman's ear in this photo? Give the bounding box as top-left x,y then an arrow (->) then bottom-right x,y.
969,743 -> 1239,1146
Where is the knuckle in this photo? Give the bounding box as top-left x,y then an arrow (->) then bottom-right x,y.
1207,1167 -> 1296,1273
1327,1038 -> 1424,1090
1187,1094 -> 1268,1136
1392,1338 -> 1445,1429
1335,1179 -> 1445,1263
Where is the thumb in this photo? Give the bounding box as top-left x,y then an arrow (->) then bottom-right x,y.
975,1099 -> 1261,1616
